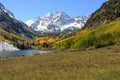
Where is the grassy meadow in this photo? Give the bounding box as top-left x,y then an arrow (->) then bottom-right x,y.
0,44 -> 120,80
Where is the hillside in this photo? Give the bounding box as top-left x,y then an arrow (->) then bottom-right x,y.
0,2 -> 39,39
85,0 -> 120,28
0,2 -> 42,49
54,0 -> 120,49
0,27 -> 35,49
54,19 -> 120,49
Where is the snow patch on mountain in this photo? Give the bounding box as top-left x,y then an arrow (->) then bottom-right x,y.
0,40 -> 19,51
26,11 -> 90,34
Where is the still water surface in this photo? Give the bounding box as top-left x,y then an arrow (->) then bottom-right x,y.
0,50 -> 49,58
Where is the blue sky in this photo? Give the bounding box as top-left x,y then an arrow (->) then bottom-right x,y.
0,0 -> 108,22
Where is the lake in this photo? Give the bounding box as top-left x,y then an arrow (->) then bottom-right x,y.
0,50 -> 49,58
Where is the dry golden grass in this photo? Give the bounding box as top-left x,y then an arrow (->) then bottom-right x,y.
0,45 -> 120,80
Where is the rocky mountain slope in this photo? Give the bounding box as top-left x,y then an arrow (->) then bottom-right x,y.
0,2 -> 41,50
85,0 -> 120,28
26,11 -> 89,34
0,2 -> 39,39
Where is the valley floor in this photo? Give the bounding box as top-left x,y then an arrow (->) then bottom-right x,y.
0,44 -> 120,80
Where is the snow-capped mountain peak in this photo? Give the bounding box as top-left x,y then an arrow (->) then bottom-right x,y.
26,11 -> 90,34
53,11 -> 69,18
52,11 -> 74,26
41,13 -> 53,19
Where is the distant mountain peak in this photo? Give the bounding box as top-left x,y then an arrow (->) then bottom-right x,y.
45,12 -> 53,17
53,11 -> 71,19
41,12 -> 53,20
26,11 -> 90,34
55,11 -> 67,16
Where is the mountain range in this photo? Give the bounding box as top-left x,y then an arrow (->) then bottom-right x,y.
0,0 -> 120,50
54,0 -> 120,49
0,2 -> 89,50
26,11 -> 89,34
